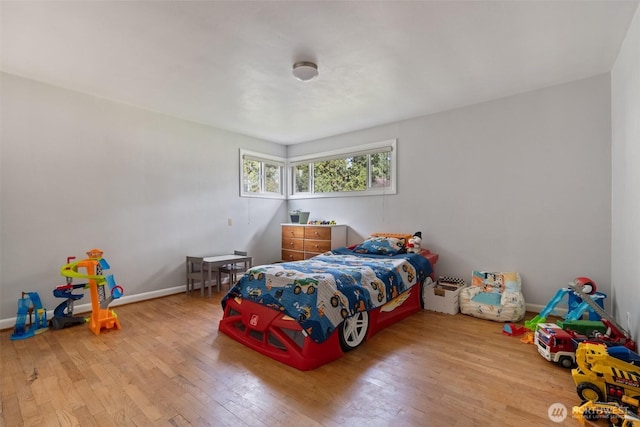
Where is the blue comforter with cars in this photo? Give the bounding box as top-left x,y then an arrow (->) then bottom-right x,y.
221,248 -> 432,343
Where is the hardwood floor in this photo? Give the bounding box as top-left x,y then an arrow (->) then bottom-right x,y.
1,292 -> 590,426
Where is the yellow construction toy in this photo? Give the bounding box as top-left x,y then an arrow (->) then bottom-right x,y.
573,398 -> 640,426
60,249 -> 123,334
573,342 -> 640,405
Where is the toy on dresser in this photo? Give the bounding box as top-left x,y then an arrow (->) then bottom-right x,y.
405,231 -> 422,254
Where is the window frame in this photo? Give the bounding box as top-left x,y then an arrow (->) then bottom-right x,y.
287,139 -> 397,199
239,149 -> 286,199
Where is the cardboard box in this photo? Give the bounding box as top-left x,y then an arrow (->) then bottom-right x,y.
424,277 -> 467,315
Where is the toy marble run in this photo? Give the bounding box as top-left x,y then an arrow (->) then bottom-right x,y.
10,292 -> 49,340
60,248 -> 124,335
51,280 -> 88,330
524,277 -> 607,331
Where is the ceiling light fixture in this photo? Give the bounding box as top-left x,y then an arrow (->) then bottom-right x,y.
292,61 -> 318,82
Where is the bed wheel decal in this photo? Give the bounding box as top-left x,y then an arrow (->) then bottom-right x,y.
339,311 -> 369,352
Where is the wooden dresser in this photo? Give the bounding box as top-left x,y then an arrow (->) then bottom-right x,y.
281,224 -> 347,261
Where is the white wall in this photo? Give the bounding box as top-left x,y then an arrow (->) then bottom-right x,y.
611,5 -> 640,343
0,70 -> 617,323
0,72 -> 286,321
288,75 -> 612,311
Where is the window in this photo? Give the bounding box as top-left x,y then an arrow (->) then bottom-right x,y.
288,139 -> 396,199
240,149 -> 285,199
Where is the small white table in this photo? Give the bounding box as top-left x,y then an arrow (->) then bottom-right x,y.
186,254 -> 253,297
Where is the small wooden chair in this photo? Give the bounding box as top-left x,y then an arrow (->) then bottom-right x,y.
218,250 -> 248,291
186,256 -> 217,296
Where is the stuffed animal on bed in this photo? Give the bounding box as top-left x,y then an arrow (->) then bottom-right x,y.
405,232 -> 422,254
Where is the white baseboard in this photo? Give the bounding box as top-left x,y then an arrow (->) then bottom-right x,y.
0,285 -> 190,331
2,289 -> 564,331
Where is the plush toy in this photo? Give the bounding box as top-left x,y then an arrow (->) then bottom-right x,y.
406,231 -> 422,254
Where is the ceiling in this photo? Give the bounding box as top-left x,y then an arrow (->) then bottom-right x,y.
1,1 -> 638,145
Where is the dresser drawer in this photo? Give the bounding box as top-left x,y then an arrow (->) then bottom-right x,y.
282,249 -> 305,262
281,224 -> 347,262
304,252 -> 323,260
304,239 -> 331,253
282,237 -> 304,252
282,226 -> 304,239
304,226 -> 331,240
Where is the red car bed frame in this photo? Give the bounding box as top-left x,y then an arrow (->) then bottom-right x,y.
219,246 -> 438,371
219,278 -> 424,371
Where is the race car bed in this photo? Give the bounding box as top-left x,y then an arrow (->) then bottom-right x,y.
218,234 -> 437,370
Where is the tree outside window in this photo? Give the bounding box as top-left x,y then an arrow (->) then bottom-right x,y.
264,163 -> 281,193
313,156 -> 367,193
243,158 -> 261,193
289,140 -> 396,198
294,164 -> 310,193
241,140 -> 395,200
370,151 -> 391,188
240,150 -> 285,199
